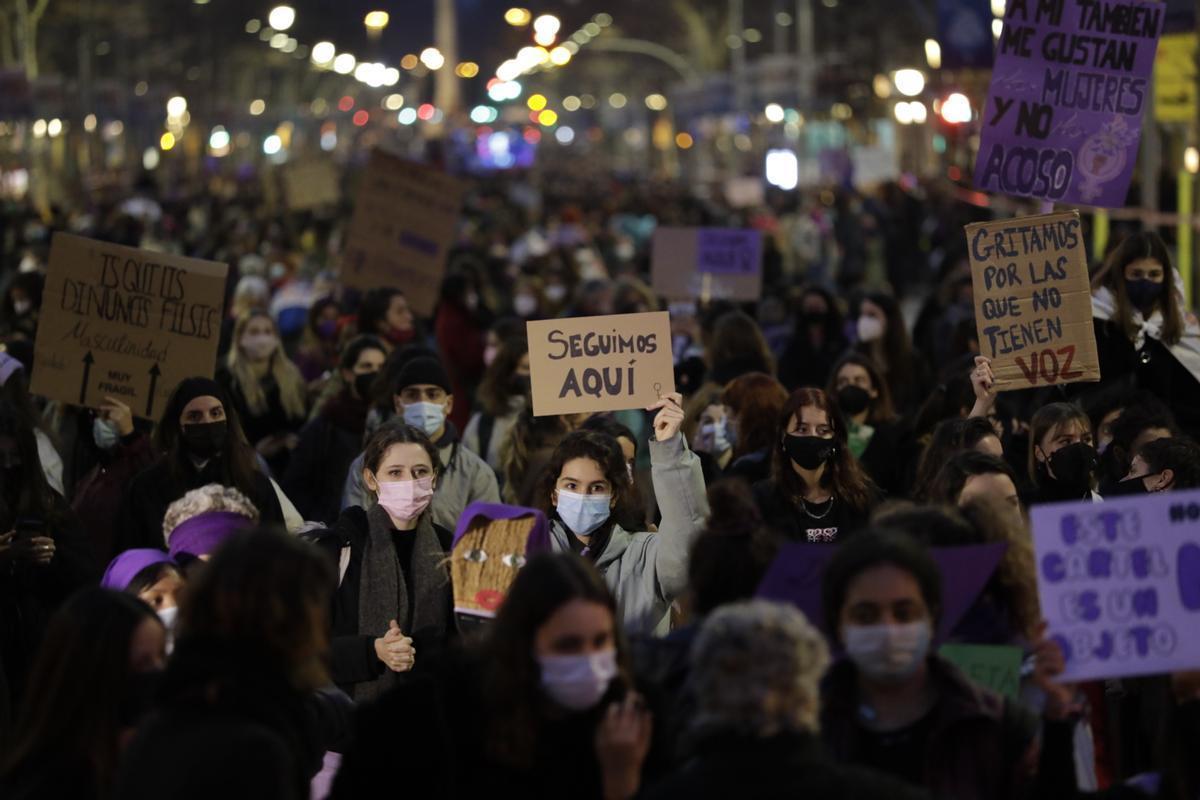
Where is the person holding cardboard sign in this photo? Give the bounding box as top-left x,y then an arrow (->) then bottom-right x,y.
534,392 -> 708,636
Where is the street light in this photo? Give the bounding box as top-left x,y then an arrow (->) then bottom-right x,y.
1187,147 -> 1200,174
364,10 -> 389,31
893,69 -> 925,97
267,5 -> 294,31
420,47 -> 445,70
505,8 -> 532,26
166,96 -> 187,117
333,53 -> 356,74
311,41 -> 335,66
924,39 -> 942,70
940,92 -> 973,124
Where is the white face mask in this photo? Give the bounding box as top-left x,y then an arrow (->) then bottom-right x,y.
12,299 -> 32,316
856,315 -> 886,343
513,294 -> 539,317
93,417 -> 122,450
538,649 -> 618,711
403,401 -> 446,438
555,490 -> 612,538
544,284 -> 568,303
843,620 -> 931,684
240,332 -> 277,361
157,606 -> 178,655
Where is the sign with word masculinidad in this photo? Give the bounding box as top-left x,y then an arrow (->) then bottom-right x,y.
526,312 -> 675,416
973,0 -> 1165,207
340,150 -> 466,316
965,211 -> 1100,389
30,233 -> 228,419
1032,489 -> 1200,681
651,227 -> 763,302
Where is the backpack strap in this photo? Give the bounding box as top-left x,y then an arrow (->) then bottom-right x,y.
477,413 -> 497,464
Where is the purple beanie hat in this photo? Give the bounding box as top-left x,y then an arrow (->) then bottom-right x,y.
101,549 -> 176,591
167,510 -> 253,559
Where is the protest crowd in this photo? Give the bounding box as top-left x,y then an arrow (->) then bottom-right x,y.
4,0 -> 1200,782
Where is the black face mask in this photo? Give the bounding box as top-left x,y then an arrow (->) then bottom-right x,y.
181,421 -> 228,459
1125,279 -> 1164,313
510,374 -> 531,395
836,385 -> 872,417
354,372 -> 377,401
783,434 -> 837,470
1104,473 -> 1158,497
1044,442 -> 1098,491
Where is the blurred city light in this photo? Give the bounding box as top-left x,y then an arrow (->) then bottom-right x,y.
456,62 -> 480,78
352,110 -> 369,126
142,147 -> 159,170
675,132 -> 693,149
991,0 -> 1005,15
645,94 -> 668,111
333,53 -> 356,74
549,46 -> 572,66
47,119 -> 62,137
417,103 -> 436,121
1187,147 -> 1200,174
270,33 -> 288,49
924,39 -> 942,69
538,109 -> 558,126
563,96 -> 581,111
311,41 -> 336,65
209,126 -> 231,153
364,11 -> 389,30
420,47 -> 445,70
505,7 -> 532,26
766,149 -> 798,190
609,93 -> 627,108
166,96 -> 187,117
992,18 -> 1003,38
83,114 -> 97,132
764,103 -> 785,123
398,108 -> 417,125
533,14 -> 561,37
940,92 -> 973,123
401,54 -> 419,70
262,134 -> 282,155
159,131 -> 176,150
384,94 -> 405,110
249,99 -> 266,115
527,93 -> 547,111
893,69 -> 925,97
267,5 -> 294,31
555,125 -> 575,144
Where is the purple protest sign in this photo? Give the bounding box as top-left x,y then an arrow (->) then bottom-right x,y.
1031,489 -> 1200,682
757,541 -> 1007,643
973,0 -> 1165,208
697,229 -> 762,275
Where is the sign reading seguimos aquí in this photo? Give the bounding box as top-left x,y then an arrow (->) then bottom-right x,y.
30,233 -> 228,420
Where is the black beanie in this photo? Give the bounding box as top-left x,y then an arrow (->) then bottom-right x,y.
395,357 -> 451,393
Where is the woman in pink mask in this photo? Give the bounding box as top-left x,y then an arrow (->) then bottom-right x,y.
318,422 -> 453,702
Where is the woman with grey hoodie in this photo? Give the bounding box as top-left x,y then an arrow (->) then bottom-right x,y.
533,393 -> 708,636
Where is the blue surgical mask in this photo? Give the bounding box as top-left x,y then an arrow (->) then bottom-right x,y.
555,490 -> 611,537
403,401 -> 445,438
93,417 -> 122,450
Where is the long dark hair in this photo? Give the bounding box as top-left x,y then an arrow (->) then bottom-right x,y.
721,372 -> 789,459
770,388 -> 876,517
1096,231 -> 1182,346
912,417 -> 1000,500
154,379 -> 261,501
0,397 -> 63,532
826,351 -> 897,425
1,588 -> 160,791
476,334 -> 528,417
481,553 -> 631,767
535,430 -> 642,533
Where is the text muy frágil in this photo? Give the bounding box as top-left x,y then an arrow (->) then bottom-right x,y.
546,329 -> 660,399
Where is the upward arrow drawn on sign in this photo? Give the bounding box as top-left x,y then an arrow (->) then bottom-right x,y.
146,363 -> 161,418
79,351 -> 94,405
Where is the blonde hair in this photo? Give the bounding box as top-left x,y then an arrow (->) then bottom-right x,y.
162,483 -> 259,541
692,600 -> 829,737
226,310 -> 307,420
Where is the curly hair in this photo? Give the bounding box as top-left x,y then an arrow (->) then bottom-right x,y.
162,483 -> 259,539
534,430 -> 642,533
692,600 -> 829,737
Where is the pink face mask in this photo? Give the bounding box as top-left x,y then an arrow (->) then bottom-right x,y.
374,476 -> 435,521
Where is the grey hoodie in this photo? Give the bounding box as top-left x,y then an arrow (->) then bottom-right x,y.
549,433 -> 708,636
341,440 -> 500,533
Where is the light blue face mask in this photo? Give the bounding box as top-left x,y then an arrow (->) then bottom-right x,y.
403,401 -> 446,438
93,417 -> 122,450
556,490 -> 612,538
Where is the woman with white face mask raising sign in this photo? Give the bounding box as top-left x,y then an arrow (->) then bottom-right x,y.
819,530 -> 1073,800
319,423 -> 454,702
529,392 -> 707,637
329,553 -> 655,800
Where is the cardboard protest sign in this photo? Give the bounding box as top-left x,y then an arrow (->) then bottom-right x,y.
30,233 -> 228,420
281,158 -> 340,211
340,150 -> 467,316
1032,489 -> 1200,681
974,0 -> 1165,206
939,644 -> 1023,699
526,311 -> 674,416
965,211 -> 1100,389
756,542 -> 1008,642
651,227 -> 763,302
724,177 -> 765,209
